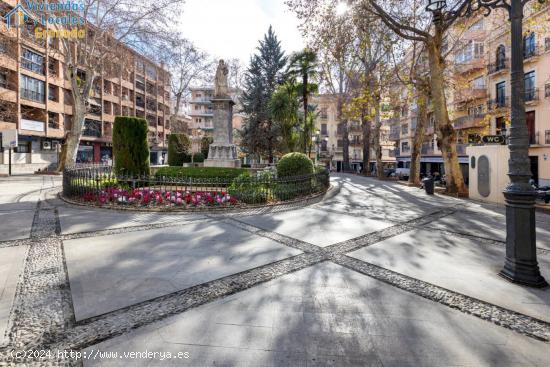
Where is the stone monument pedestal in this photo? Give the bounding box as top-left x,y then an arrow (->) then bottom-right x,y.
204,97 -> 241,168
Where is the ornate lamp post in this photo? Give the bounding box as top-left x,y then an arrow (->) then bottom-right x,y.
426,0 -> 547,287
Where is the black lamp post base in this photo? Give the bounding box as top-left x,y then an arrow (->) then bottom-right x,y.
500,190 -> 548,288
499,258 -> 548,288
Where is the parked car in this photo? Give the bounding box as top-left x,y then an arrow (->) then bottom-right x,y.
395,168 -> 410,180
530,180 -> 550,204
384,168 -> 396,178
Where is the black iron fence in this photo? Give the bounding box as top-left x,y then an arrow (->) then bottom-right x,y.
62,164 -> 330,209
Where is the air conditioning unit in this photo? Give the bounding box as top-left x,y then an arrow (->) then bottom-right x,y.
42,141 -> 52,150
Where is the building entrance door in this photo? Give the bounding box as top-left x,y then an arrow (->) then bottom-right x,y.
526,111 -> 535,144
530,156 -> 539,186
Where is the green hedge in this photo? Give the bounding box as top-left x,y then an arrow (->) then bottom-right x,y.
167,134 -> 191,166
277,152 -> 314,177
113,116 -> 150,176
228,172 -> 269,204
155,166 -> 247,179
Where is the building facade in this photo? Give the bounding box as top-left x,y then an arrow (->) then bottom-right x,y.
0,0 -> 171,174
312,94 -> 396,173
389,4 -> 550,186
188,87 -> 245,156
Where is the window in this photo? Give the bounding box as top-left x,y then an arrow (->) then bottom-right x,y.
455,41 -> 484,63
472,76 -> 486,89
468,104 -> 484,116
496,116 -> 506,136
401,142 -> 410,153
401,124 -> 409,135
20,75 -> 45,102
469,19 -> 484,31
321,123 -> 328,135
545,83 -> 550,98
496,81 -> 506,107
145,65 -> 157,79
48,84 -> 57,101
48,59 -> 57,76
320,108 -> 328,119
545,131 -> 550,145
523,32 -> 536,58
546,37 -> 550,52
83,119 -> 101,137
48,112 -> 58,129
496,45 -> 506,70
524,71 -> 536,101
21,48 -> 44,74
15,142 -> 30,153
0,71 -> 7,89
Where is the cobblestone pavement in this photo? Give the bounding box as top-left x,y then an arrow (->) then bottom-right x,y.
0,174 -> 549,366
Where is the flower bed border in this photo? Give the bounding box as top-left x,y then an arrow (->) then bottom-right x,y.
61,164 -> 331,212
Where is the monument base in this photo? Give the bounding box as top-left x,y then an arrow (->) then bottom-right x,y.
204,144 -> 241,168
204,159 -> 241,168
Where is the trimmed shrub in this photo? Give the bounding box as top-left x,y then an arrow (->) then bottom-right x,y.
167,134 -> 191,166
228,172 -> 268,204
192,152 -> 205,163
113,116 -> 150,176
276,152 -> 314,177
155,166 -> 247,179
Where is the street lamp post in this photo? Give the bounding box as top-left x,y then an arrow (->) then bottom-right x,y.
426,0 -> 547,287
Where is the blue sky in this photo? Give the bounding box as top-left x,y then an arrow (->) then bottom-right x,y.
178,0 -> 304,63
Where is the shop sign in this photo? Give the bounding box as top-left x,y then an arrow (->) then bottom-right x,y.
21,119 -> 45,132
1,129 -> 18,148
482,135 -> 505,144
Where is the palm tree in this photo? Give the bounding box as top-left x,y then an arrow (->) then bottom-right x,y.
288,49 -> 318,153
269,81 -> 300,153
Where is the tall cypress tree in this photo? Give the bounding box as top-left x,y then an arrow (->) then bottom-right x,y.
241,26 -> 287,163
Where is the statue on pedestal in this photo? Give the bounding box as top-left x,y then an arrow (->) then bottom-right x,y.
204,59 -> 241,168
214,60 -> 229,97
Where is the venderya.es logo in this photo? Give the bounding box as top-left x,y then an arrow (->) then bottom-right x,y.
3,1 -> 86,39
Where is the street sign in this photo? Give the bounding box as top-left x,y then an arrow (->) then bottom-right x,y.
482,135 -> 505,144
1,129 -> 18,148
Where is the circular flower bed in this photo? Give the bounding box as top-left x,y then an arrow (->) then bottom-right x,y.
62,165 -> 330,210
83,188 -> 238,208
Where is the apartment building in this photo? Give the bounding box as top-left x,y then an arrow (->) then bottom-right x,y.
312,94 -> 396,173
188,87 -> 245,147
0,0 -> 171,173
389,4 -> 550,186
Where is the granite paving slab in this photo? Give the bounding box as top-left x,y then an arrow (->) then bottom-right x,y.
349,228 -> 550,322
0,244 -> 28,346
0,209 -> 35,241
83,262 -> 550,367
64,220 -> 302,321
423,207 -> 550,250
238,207 -> 393,247
58,206 -> 206,234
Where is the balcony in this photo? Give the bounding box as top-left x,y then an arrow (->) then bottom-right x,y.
453,114 -> 486,129
525,88 -> 539,104
349,124 -> 362,133
524,46 -> 541,62
487,97 -> 510,110
421,143 -> 434,155
454,88 -> 487,104
350,138 -> 363,146
455,57 -> 485,74
487,59 -> 509,75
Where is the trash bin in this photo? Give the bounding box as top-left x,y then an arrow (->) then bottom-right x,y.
422,177 -> 434,195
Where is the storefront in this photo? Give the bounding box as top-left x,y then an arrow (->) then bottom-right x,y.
77,142 -> 113,164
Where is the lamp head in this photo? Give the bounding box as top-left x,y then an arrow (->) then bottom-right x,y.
426,0 -> 446,12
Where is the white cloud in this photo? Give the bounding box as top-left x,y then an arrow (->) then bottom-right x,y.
178,0 -> 304,63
